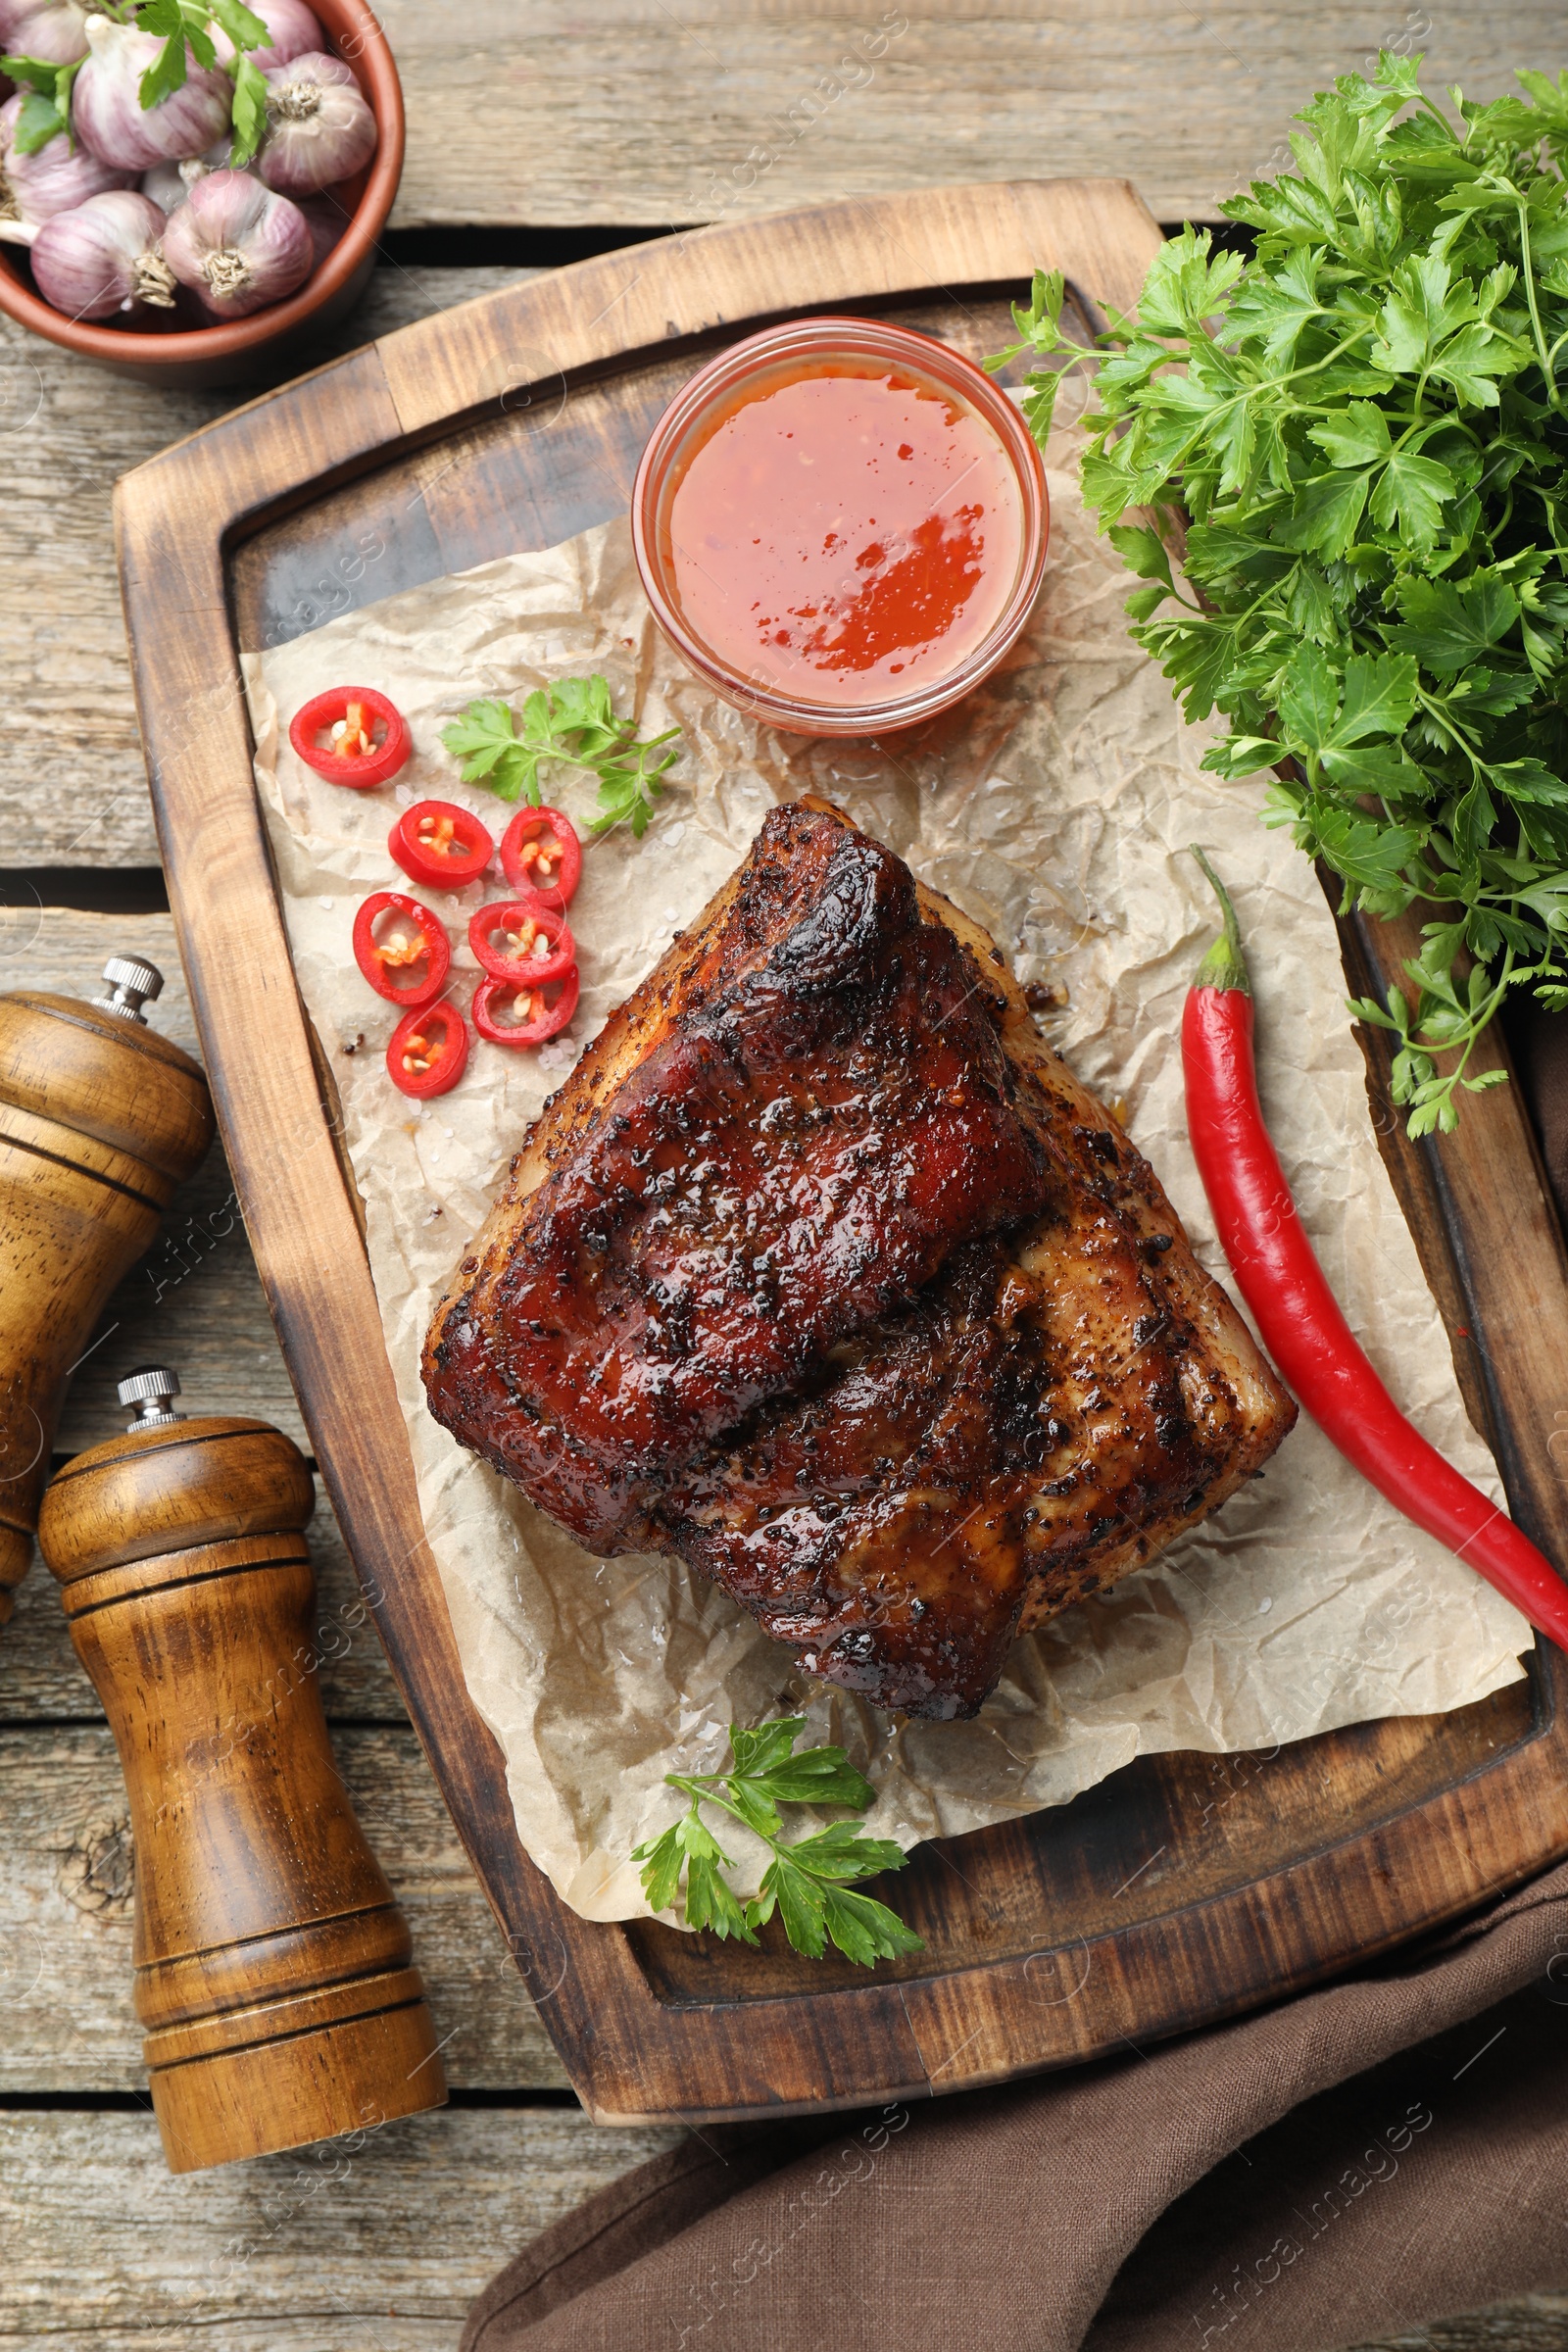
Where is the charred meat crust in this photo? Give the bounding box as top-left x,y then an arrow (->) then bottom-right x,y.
653,1061 -> 1291,1719
423,808 -> 1051,1544
422,803 -> 1297,1719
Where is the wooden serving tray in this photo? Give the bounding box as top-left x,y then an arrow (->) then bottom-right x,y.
116,180 -> 1568,2126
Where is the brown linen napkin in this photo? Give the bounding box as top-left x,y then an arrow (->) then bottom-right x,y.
466,1859 -> 1568,2350
467,1007 -> 1568,2352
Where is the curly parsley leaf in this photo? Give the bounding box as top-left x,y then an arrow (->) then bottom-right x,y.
134,0 -> 201,107
228,50 -> 270,166
441,676 -> 680,837
748,1826 -> 924,1966
589,732 -> 683,837
631,1718 -> 922,1967
103,0 -> 271,124
634,1807 -> 756,1943
993,50 -> 1568,1131
209,0 -> 270,50
1,53 -> 81,152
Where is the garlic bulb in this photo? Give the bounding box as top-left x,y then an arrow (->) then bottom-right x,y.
255,52 -> 375,197
297,189 -> 348,270
162,167 -> 312,318
140,159 -> 191,217
30,188 -> 176,318
139,162 -> 181,218
72,16 -> 234,172
0,0 -> 89,66
142,144 -> 249,215
212,0 -> 323,73
183,131 -> 248,174
0,88 -> 134,246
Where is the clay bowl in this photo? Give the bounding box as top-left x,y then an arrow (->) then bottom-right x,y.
0,0 -> 404,389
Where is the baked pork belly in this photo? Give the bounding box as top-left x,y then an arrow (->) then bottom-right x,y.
423,803 -> 1296,1719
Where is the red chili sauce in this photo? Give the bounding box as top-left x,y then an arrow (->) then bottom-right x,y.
662,361 -> 1024,709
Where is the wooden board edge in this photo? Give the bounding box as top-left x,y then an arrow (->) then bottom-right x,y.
368,177 -> 1165,441
579,1663 -> 1568,2123
1336,893 -> 1568,1582
108,177 -> 1171,2124
109,467 -> 575,2046
114,176 -> 1568,2130
115,178 -> 1167,548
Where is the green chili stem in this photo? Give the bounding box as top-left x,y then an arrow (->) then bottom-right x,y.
1190,847 -> 1252,995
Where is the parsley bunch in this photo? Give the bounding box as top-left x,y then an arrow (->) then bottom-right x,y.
441,676 -> 680,838
4,1 -> 274,163
632,1717 -> 924,1967
993,54 -> 1568,1134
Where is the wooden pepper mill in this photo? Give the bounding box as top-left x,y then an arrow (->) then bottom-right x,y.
37,1369 -> 448,2172
0,958 -> 214,1619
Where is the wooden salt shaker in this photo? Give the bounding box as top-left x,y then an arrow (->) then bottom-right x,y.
0,958 -> 214,1618
37,1369 -> 448,2173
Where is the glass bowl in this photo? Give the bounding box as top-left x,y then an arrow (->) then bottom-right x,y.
631,315 -> 1049,739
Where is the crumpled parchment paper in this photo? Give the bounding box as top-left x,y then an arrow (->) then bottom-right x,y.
242,461 -> 1530,1926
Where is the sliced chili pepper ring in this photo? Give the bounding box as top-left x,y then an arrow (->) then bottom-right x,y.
352,891 -> 451,1009
290,686 -> 411,788
387,1001 -> 469,1099
468,898 -> 576,987
471,965 -> 580,1048
499,806 -> 582,911
389,799 -> 495,890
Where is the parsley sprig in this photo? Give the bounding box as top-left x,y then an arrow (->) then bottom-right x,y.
991,54 -> 1568,1134
631,1717 -> 924,1967
130,0 -> 273,163
0,53 -> 84,156
441,676 -> 680,838
5,0 -> 273,165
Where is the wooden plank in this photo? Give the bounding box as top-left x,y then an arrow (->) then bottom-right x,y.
0,2097 -> 1559,2352
117,180 -> 1568,2130
0,268 -> 541,869
373,1 -> 1564,232
1352,2306 -> 1568,2350
0,1725 -> 570,2089
0,2106 -> 681,2351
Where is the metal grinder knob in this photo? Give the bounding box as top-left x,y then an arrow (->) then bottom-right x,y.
117,1366 -> 186,1430
92,955 -> 165,1024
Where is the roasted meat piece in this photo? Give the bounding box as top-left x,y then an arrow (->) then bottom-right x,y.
422,808 -> 1053,1545
423,803 -> 1296,1718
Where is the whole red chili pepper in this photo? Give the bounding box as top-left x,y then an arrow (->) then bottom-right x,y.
1182,847 -> 1568,1652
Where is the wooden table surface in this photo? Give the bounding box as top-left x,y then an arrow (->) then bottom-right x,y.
5,7 -> 1568,2344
